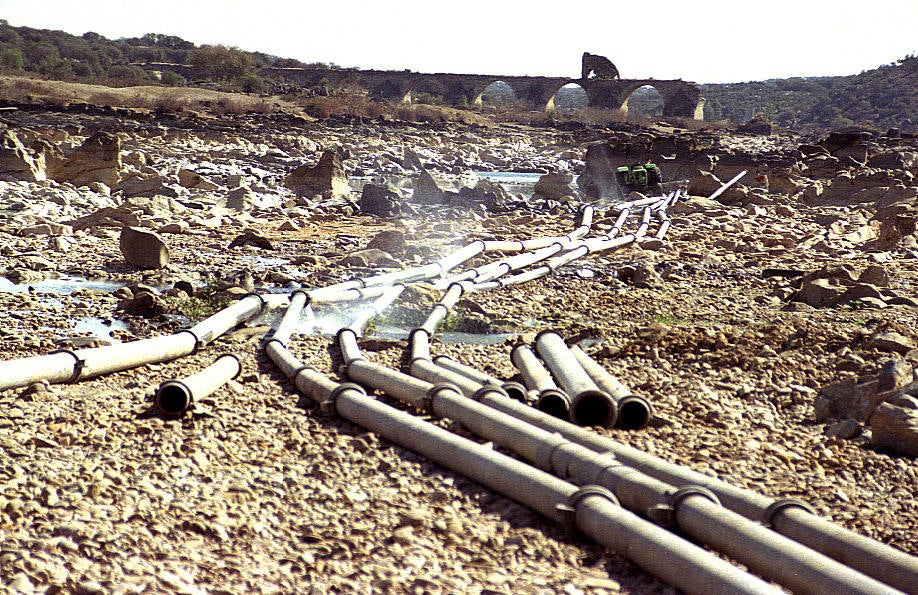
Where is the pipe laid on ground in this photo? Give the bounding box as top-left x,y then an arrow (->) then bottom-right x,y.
569,345 -> 653,430
708,170 -> 747,202
394,353 -> 905,595
419,282 -> 464,335
431,355 -> 529,402
321,328 -> 781,594
534,331 -> 617,428
511,344 -> 571,419
0,293 -> 264,392
153,353 -> 241,417
472,380 -> 918,593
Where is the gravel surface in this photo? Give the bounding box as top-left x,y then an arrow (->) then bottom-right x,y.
1,108 -> 916,593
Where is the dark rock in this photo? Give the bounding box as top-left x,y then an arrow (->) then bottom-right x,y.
228,231 -> 274,250
360,183 -> 403,217
119,226 -> 169,269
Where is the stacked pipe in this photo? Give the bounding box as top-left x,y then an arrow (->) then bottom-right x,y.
329,327 -> 784,594
331,327 -> 904,594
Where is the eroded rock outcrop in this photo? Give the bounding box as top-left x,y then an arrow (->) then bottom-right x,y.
47,130 -> 121,188
284,149 -> 350,199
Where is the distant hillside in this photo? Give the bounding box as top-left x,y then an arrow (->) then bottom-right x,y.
0,20 -> 331,91
1,20 -> 916,133
701,56 -> 918,132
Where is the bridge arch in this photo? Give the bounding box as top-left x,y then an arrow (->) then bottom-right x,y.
547,82 -> 589,112
405,76 -> 449,104
621,84 -> 664,117
473,80 -> 517,107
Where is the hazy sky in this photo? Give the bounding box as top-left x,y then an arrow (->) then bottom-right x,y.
3,0 -> 917,83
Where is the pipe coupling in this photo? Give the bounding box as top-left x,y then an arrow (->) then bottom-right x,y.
647,485 -> 721,528
425,383 -> 462,413
48,348 -> 83,383
762,498 -> 817,528
555,485 -> 619,534
320,382 -> 366,416
471,384 -> 508,402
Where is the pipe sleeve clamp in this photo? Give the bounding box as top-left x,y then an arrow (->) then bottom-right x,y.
556,485 -> 620,534
48,349 -> 83,383
762,498 -> 817,528
648,485 -> 721,528
320,382 -> 365,415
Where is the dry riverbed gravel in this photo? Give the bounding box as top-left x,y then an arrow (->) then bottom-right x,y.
0,107 -> 917,593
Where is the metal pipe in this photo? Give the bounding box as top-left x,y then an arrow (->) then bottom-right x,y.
608,207 -> 630,238
615,195 -> 660,210
635,207 -> 652,238
472,383 -> 918,593
429,387 -> 904,594
419,282 -> 464,335
317,334 -> 780,594
431,355 -> 529,402
153,353 -> 241,417
307,284 -> 394,304
534,331 -> 617,427
511,344 -> 571,419
270,291 -> 310,346
187,293 -> 265,347
570,345 -> 653,430
0,294 -> 263,392
707,170 -> 747,202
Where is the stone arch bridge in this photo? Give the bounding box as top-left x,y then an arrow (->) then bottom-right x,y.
261,67 -> 705,119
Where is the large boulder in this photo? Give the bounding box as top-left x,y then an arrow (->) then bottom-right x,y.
686,170 -> 723,197
533,172 -> 577,200
412,169 -> 457,204
120,226 -> 170,269
47,130 -> 121,188
870,388 -> 918,457
178,168 -> 220,191
360,183 -> 404,217
117,171 -> 179,198
284,149 -> 350,199
0,130 -> 46,181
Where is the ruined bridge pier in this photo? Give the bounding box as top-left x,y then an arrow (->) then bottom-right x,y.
261,67 -> 704,119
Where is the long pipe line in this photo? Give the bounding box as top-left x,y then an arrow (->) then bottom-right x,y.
0,293 -> 264,392
471,379 -> 918,593
327,328 -> 782,594
264,346 -> 781,594
335,328 -> 897,594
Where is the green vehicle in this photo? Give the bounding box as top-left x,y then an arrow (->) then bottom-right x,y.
616,163 -> 663,191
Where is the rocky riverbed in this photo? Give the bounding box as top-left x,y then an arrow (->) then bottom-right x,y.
1,104 -> 917,593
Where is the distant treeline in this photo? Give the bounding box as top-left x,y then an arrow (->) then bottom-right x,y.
701,55 -> 918,132
1,20 -> 916,132
0,20 -> 339,92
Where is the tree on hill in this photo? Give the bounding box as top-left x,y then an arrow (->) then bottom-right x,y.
188,44 -> 254,83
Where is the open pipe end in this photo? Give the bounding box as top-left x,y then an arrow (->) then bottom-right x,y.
154,381 -> 192,417
615,395 -> 653,430
501,381 -> 529,403
536,389 -> 571,420
570,390 -> 618,428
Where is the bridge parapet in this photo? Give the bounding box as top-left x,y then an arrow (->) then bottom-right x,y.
259,67 -> 704,119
